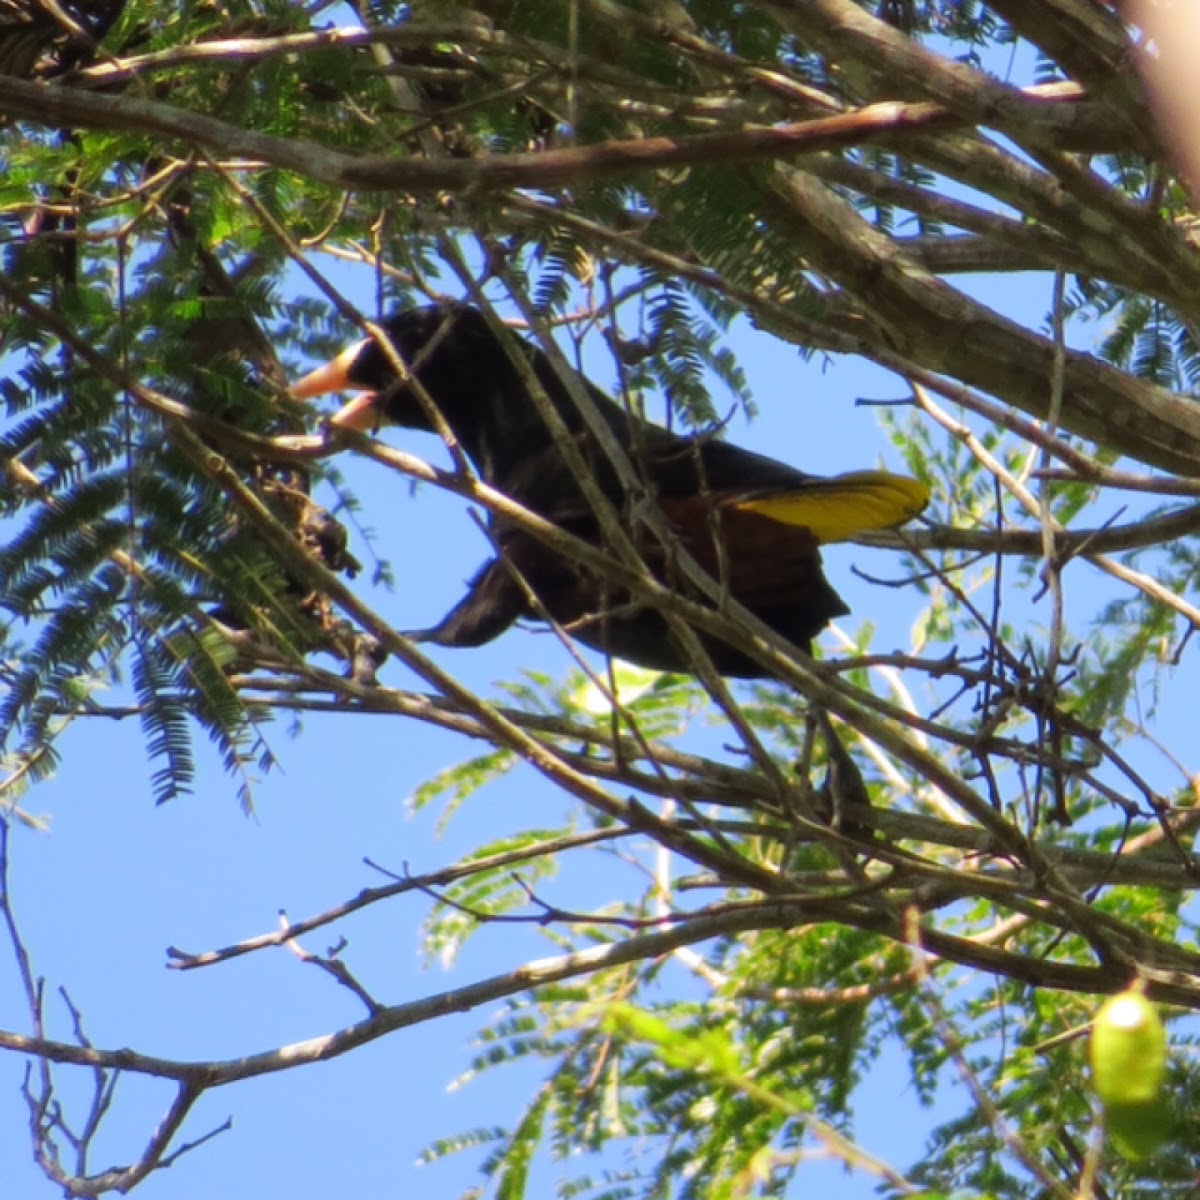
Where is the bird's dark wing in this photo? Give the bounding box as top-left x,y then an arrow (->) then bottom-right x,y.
659,433 -> 819,494
654,497 -> 849,623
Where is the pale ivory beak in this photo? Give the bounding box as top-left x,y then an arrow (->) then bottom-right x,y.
292,339 -> 380,430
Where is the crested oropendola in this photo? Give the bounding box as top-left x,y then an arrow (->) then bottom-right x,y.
293,304 -> 929,678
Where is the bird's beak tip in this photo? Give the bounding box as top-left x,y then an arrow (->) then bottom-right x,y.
327,393 -> 383,432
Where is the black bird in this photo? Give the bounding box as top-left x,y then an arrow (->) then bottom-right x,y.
293,304 -> 928,678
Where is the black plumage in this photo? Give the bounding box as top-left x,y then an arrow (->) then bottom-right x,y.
293,304 -> 928,678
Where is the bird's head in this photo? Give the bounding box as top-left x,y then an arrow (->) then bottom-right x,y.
292,304 -> 485,432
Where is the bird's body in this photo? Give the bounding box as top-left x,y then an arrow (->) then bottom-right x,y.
293,304 -> 928,678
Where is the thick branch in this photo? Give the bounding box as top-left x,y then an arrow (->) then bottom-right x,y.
0,74 -> 952,190
754,165 -> 1200,477
0,74 -> 1127,196
758,0 -> 1154,153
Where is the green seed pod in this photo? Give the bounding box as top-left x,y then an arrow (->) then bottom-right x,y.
1090,988 -> 1167,1109
1103,1097 -> 1170,1161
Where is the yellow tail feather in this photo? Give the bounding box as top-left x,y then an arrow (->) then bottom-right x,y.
735,470 -> 929,543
